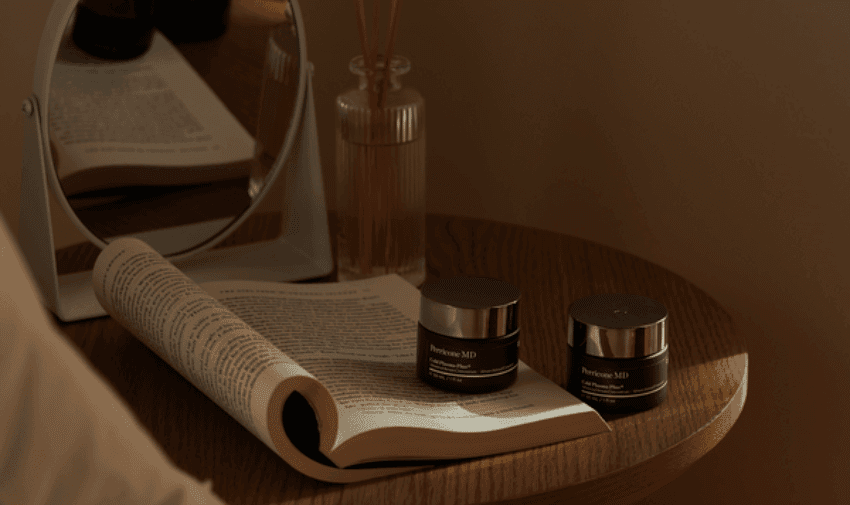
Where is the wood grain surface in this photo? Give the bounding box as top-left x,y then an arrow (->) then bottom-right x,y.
54,213 -> 748,505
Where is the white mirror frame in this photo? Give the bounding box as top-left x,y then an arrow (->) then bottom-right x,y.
19,0 -> 332,322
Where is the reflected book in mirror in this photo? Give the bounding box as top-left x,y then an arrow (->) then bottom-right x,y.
50,30 -> 256,199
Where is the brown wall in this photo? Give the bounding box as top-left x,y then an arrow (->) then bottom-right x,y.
2,1 -> 848,503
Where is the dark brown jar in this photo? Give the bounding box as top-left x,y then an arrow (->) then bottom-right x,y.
416,277 -> 520,394
567,293 -> 669,413
73,0 -> 155,60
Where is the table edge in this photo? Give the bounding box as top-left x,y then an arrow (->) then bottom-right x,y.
487,351 -> 749,505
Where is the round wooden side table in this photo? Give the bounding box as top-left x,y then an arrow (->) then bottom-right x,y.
55,213 -> 748,505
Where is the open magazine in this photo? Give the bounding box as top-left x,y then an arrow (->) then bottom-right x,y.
49,31 -> 256,196
91,238 -> 610,483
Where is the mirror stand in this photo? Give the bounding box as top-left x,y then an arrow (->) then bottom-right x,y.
20,68 -> 333,322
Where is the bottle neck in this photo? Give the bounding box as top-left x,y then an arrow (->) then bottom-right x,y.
350,55 -> 410,93
358,72 -> 402,92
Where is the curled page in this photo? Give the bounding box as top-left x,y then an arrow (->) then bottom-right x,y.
91,238 -> 418,483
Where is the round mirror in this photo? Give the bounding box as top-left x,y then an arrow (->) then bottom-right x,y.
38,0 -> 306,259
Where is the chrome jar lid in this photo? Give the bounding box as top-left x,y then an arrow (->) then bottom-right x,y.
419,276 -> 520,339
568,293 -> 668,358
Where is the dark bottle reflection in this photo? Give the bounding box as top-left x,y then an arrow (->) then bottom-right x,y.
154,0 -> 232,43
73,0 -> 155,60
72,0 -> 232,61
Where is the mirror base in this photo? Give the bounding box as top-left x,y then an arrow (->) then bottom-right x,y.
54,237 -> 334,321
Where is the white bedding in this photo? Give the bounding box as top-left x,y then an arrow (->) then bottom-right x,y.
0,215 -> 224,505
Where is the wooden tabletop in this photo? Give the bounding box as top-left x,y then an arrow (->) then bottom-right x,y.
55,213 -> 748,505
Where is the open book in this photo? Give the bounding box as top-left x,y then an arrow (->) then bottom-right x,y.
91,238 -> 610,483
49,30 -> 256,196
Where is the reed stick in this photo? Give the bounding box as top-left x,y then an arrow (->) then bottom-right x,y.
370,0 -> 381,67
353,0 -> 373,274
381,0 -> 402,272
350,0 -> 405,277
379,0 -> 402,108
369,0 -> 382,274
353,0 -> 372,70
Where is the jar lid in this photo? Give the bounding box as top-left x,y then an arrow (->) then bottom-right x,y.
568,293 -> 668,358
419,277 -> 520,339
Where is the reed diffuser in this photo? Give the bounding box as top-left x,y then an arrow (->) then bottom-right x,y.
336,0 -> 426,286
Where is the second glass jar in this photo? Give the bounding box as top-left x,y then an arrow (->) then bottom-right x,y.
335,55 -> 426,287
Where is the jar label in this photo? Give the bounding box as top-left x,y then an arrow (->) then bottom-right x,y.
416,324 -> 519,392
424,340 -> 518,379
567,347 -> 668,410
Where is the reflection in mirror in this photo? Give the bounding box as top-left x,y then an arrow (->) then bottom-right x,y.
48,0 -> 300,258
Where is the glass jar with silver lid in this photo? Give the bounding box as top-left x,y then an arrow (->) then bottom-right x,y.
416,276 -> 520,393
567,293 -> 669,412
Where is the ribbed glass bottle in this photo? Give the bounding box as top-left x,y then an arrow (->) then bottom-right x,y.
336,55 -> 426,286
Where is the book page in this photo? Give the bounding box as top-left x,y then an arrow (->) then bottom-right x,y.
92,238 -> 435,483
50,31 -> 255,189
204,276 -> 602,455
91,238 -> 310,452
